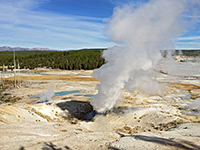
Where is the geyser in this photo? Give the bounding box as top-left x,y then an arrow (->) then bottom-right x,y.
91,0 -> 193,113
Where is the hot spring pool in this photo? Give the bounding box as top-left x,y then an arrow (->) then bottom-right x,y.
54,90 -> 81,96
54,90 -> 94,97
74,94 -> 94,97
31,84 -> 40,87
31,90 -> 94,99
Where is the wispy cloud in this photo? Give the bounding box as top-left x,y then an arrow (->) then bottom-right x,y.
178,36 -> 200,41
110,0 -> 146,8
176,41 -> 200,45
0,0 -> 199,49
176,35 -> 200,49
175,41 -> 200,49
186,15 -> 200,18
0,0 -> 112,49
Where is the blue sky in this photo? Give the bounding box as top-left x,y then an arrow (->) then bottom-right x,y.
0,0 -> 200,50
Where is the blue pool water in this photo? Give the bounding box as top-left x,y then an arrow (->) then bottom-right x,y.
30,95 -> 40,98
74,94 -> 94,97
83,94 -> 94,97
31,90 -> 94,99
54,90 -> 81,96
31,84 -> 40,87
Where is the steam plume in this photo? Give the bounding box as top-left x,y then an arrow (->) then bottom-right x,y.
38,83 -> 55,103
188,98 -> 200,110
91,0 -> 191,113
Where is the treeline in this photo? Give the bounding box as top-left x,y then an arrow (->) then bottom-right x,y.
1,49 -> 200,70
162,50 -> 200,57
0,49 -> 106,70
177,50 -> 200,56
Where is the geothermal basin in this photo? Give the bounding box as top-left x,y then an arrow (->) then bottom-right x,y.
0,65 -> 200,150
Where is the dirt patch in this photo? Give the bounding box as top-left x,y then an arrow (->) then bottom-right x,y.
171,83 -> 200,99
170,83 -> 200,91
7,75 -> 98,81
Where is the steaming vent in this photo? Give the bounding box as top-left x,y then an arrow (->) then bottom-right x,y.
90,0 -> 200,113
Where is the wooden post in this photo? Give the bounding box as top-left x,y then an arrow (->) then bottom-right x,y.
13,50 -> 16,88
2,64 -> 5,85
17,60 -> 20,86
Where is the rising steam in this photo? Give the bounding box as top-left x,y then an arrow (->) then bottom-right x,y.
187,98 -> 200,112
37,83 -> 55,103
91,0 -> 193,113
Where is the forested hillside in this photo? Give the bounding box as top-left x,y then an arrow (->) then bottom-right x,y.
0,49 -> 106,70
1,49 -> 199,70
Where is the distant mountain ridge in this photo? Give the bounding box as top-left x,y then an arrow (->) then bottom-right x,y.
1,46 -> 199,52
0,46 -> 55,51
0,46 -> 107,51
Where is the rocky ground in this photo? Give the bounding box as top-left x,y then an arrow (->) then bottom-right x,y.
0,68 -> 200,150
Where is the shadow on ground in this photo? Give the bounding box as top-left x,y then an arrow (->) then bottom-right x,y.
111,134 -> 200,150
56,99 -> 140,121
19,142 -> 72,150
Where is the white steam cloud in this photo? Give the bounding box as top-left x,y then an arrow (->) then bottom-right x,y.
187,98 -> 200,111
91,0 -> 192,113
38,83 -> 55,103
184,98 -> 200,116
